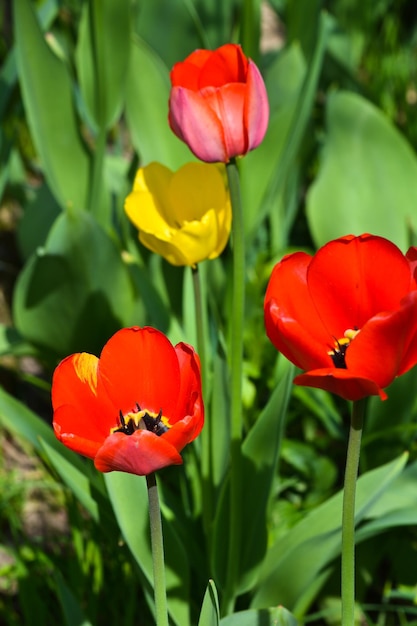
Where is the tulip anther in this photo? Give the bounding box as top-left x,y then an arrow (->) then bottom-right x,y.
113,406 -> 169,436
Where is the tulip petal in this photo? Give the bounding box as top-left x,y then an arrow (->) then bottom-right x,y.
245,60 -> 270,151
52,353 -> 115,441
264,251 -> 333,370
53,412 -> 102,459
168,162 -> 228,222
94,430 -> 183,475
169,87 -> 228,162
198,44 -> 248,87
307,235 -> 412,335
98,327 -> 181,419
294,369 -> 386,401
346,291 -> 417,386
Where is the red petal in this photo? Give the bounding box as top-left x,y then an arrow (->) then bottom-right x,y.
294,369 -> 386,401
98,327 -> 181,419
168,87 -> 228,162
346,291 -> 417,386
307,235 -> 412,336
170,50 -> 213,89
406,247 -> 417,288
94,430 -> 183,475
52,353 -> 115,444
264,251 -> 333,370
201,84 -> 247,156
198,44 -> 248,87
53,413 -> 102,459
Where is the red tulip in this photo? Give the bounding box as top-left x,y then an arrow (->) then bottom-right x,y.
52,327 -> 204,475
264,234 -> 417,401
169,43 -> 269,163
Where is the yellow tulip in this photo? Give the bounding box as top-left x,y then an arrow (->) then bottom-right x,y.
124,162 -> 231,266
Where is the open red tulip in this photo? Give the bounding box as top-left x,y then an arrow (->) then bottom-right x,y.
264,234 -> 417,401
169,43 -> 269,163
52,327 -> 204,475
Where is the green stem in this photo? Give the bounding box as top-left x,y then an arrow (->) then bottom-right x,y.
341,399 -> 365,626
223,158 -> 245,614
89,124 -> 107,224
191,265 -> 212,537
146,472 -> 169,626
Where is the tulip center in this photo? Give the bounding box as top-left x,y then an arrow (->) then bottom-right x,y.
328,328 -> 360,369
111,403 -> 170,437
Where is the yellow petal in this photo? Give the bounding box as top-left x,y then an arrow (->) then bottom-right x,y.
169,163 -> 229,222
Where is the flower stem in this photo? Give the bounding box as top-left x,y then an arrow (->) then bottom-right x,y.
192,265 -> 212,537
146,472 -> 169,626
223,158 -> 245,614
341,399 -> 365,626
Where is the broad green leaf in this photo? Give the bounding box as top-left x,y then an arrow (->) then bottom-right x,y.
13,209 -> 137,358
105,472 -> 190,626
39,439 -> 99,523
0,385 -> 82,468
242,12 -> 330,242
125,36 -> 193,168
75,0 -> 130,130
212,360 -> 294,595
220,606 -> 298,626
17,182 -> 61,260
240,44 -> 306,239
251,453 -> 408,611
198,580 -> 220,626
14,0 -> 90,209
306,91 -> 417,249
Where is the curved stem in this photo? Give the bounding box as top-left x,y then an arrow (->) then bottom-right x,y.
146,472 -> 169,626
341,399 -> 365,626
223,158 -> 245,614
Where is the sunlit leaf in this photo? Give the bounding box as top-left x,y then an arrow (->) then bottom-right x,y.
307,91 -> 417,249
14,0 -> 90,209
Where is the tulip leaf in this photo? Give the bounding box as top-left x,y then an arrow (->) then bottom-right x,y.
125,36 -> 193,169
39,439 -> 100,523
13,209 -> 138,359
197,580 -> 220,626
14,0 -> 90,210
306,91 -> 417,249
75,0 -> 130,131
211,359 -> 294,595
105,472 -> 191,626
54,571 -> 93,626
220,606 -> 298,626
251,452 -> 408,611
242,11 -> 330,242
0,384 -> 82,469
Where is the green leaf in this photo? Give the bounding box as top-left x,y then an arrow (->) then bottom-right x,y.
54,571 -> 93,626
220,606 -> 298,626
105,472 -> 190,626
198,580 -> 220,626
251,452 -> 408,612
39,439 -> 99,523
306,91 -> 417,249
244,12 -> 330,242
14,0 -> 90,209
0,385 -> 80,467
13,209 -> 137,358
75,0 -> 130,130
125,36 -> 193,168
212,360 -> 294,595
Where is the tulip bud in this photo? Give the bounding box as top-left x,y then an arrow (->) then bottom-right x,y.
169,43 -> 269,163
